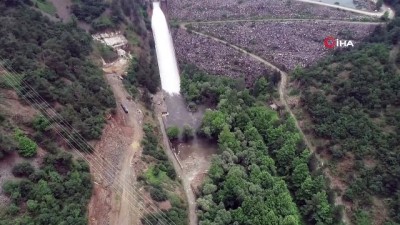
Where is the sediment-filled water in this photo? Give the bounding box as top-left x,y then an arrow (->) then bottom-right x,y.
151,2 -> 181,94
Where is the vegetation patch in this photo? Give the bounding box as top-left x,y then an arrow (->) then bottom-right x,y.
144,165 -> 168,186
0,2 -> 115,144
292,26 -> 400,222
32,0 -> 56,15
0,152 -> 92,225
14,129 -> 37,158
181,65 -> 340,225
166,126 -> 180,141
139,123 -> 187,225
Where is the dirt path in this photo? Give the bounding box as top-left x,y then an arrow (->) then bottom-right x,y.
294,0 -> 395,19
181,25 -> 354,224
107,74 -> 144,225
180,18 -> 385,25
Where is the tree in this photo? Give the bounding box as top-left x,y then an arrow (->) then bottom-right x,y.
218,125 -> 241,152
0,134 -> 17,159
376,0 -> 383,10
149,186 -> 168,202
354,210 -> 372,225
167,126 -> 179,140
12,162 -> 35,177
14,129 -> 37,158
32,115 -> 50,132
182,124 -> 194,141
253,76 -> 269,97
304,191 -> 333,225
292,163 -> 309,189
201,110 -> 228,139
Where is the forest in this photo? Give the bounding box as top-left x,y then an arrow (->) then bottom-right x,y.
71,0 -> 107,24
180,66 -> 341,225
291,0 -> 400,223
0,1 -> 115,143
0,1 -> 115,224
294,44 -> 400,223
0,152 -> 92,225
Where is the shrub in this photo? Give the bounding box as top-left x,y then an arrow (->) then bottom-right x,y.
166,126 -> 179,140
161,161 -> 176,180
7,203 -> 19,216
14,129 -> 37,158
32,115 -> 50,132
149,186 -> 168,202
12,162 -> 35,177
182,124 -> 194,141
0,134 -> 17,159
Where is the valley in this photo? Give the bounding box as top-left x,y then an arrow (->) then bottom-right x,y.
0,0 -> 399,225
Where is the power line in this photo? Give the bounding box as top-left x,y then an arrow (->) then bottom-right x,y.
0,59 -> 179,225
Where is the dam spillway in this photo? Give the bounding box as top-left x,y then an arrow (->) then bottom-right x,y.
151,1 -> 180,94
151,1 -> 204,131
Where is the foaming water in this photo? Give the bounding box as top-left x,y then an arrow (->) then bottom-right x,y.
152,2 -> 181,94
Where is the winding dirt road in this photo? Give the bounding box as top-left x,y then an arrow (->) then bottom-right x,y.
181,18 -> 385,25
295,0 -> 395,19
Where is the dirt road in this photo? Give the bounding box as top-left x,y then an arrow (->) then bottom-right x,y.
107,74 -> 144,225
88,73 -> 145,225
295,0 -> 395,19
180,18 -> 385,25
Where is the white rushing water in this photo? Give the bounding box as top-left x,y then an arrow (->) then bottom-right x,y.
151,2 -> 181,94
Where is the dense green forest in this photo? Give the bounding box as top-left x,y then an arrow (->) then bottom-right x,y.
181,66 -> 341,225
294,45 -> 400,223
0,1 -> 115,143
123,0 -> 160,97
0,152 -> 92,225
291,0 -> 400,223
71,0 -> 107,24
0,1 -> 115,224
71,0 -> 147,31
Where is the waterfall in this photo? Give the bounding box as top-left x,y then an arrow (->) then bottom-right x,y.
151,2 -> 181,94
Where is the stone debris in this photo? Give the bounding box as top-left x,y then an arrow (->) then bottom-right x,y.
92,31 -> 128,49
187,21 -> 378,71
172,28 -> 275,86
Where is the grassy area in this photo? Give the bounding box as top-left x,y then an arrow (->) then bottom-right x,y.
33,0 -> 57,15
125,28 -> 140,46
0,73 -> 23,88
144,165 -> 169,186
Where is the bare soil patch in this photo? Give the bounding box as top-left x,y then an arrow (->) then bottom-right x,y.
48,0 -> 72,22
175,139 -> 217,191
